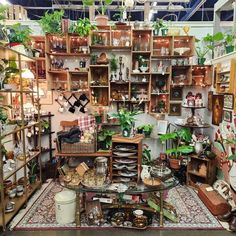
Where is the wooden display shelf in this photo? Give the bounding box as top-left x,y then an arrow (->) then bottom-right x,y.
4,151 -> 41,180
55,151 -> 112,157
47,52 -> 90,57
112,134 -> 144,144
0,181 -> 41,226
90,46 -> 132,50
188,170 -> 207,178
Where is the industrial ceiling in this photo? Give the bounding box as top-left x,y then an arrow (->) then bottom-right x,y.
6,0 -> 234,21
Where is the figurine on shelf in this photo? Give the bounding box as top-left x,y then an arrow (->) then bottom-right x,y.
195,93 -> 203,107
185,92 -> 195,106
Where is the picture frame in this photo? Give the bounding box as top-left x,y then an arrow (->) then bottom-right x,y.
223,93 -> 234,109
170,87 -> 183,101
169,103 -> 181,116
212,95 -> 224,126
223,110 -> 232,123
157,120 -> 168,134
207,91 -> 213,111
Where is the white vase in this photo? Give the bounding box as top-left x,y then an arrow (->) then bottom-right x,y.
229,161 -> 236,192
141,165 -> 151,181
194,141 -> 203,155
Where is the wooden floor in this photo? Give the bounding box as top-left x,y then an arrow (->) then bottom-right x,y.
2,229 -> 231,236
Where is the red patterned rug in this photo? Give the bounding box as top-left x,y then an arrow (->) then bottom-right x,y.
12,181 -> 223,230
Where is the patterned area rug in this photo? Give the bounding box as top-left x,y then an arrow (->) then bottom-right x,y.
13,181 -> 223,230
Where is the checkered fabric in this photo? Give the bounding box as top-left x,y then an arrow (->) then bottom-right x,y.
78,114 -> 95,131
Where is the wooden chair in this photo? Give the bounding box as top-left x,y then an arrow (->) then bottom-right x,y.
60,120 -> 78,131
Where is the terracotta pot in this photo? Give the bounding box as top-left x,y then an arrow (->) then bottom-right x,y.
95,15 -> 109,26
169,158 -> 181,170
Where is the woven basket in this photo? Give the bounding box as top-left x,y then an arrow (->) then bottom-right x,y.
61,141 -> 96,153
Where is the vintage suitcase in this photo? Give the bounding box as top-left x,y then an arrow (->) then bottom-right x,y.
198,184 -> 230,216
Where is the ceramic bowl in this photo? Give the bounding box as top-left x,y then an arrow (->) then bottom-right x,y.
133,209 -> 144,217
139,66 -> 148,73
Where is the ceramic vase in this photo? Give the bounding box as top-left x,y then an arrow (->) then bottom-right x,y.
141,165 -> 151,181
194,141 -> 203,155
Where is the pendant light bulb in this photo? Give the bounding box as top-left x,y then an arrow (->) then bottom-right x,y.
125,0 -> 134,8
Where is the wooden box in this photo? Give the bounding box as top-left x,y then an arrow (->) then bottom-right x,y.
6,5 -> 28,20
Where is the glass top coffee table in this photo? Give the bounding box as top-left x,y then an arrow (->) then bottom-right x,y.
62,175 -> 179,227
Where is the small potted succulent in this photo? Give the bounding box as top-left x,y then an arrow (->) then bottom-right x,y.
137,124 -> 154,137
159,127 -> 193,170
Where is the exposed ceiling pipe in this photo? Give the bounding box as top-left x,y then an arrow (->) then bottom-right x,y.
180,0 -> 207,21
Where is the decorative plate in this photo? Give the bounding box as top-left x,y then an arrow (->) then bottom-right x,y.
113,152 -> 137,157
114,158 -> 137,164
115,145 -> 136,151
118,171 -> 137,177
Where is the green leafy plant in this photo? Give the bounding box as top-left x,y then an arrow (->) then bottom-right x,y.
152,19 -> 166,31
202,32 -> 224,58
112,108 -> 141,131
27,159 -> 38,176
159,127 -> 193,158
224,30 -> 235,46
38,10 -> 64,34
137,55 -> 147,67
110,53 -> 118,72
8,23 -> 32,47
112,6 -> 126,22
40,119 -> 50,131
137,124 -> 154,137
0,104 -> 12,124
0,5 -> 8,21
142,144 -> 152,165
98,129 -> 116,149
69,17 -> 97,36
195,39 -> 209,58
82,0 -> 113,15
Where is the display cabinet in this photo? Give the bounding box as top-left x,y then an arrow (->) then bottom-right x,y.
192,65 -> 212,86
0,46 -> 41,231
111,134 -> 143,183
187,154 -> 216,189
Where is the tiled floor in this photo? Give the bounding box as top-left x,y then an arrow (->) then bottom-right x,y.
3,229 -> 231,236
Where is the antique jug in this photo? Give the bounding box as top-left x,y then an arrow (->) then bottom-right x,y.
95,156 -> 108,176
141,165 -> 151,180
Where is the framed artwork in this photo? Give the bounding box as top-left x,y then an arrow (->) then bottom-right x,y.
169,103 -> 181,116
170,87 -> 183,101
157,120 -> 168,134
38,81 -> 53,105
207,91 -> 213,111
223,110 -> 232,122
223,94 -> 234,109
212,95 -> 224,126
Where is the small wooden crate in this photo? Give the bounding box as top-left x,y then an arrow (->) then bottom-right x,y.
6,5 -> 28,20
61,141 -> 96,154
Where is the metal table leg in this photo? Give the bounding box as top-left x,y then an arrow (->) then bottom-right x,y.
159,190 -> 164,227
75,192 -> 81,226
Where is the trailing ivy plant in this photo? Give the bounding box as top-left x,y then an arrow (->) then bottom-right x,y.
38,10 -> 64,34
69,18 -> 97,36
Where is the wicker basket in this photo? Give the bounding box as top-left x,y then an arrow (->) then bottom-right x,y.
61,141 -> 96,153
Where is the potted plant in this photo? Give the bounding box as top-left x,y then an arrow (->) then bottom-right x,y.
112,6 -> 126,25
137,124 -> 154,137
224,30 -> 235,54
110,53 -> 118,81
202,32 -> 224,58
98,129 -> 116,150
7,23 -> 32,54
82,0 -> 112,26
152,19 -> 165,36
195,39 -> 209,65
69,17 -> 97,36
38,10 -> 64,34
112,108 -> 140,137
0,5 -> 9,46
27,159 -> 38,184
159,127 -> 193,170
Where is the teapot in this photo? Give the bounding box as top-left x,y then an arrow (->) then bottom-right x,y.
94,156 -> 108,176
